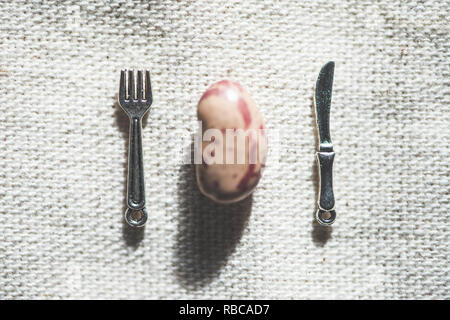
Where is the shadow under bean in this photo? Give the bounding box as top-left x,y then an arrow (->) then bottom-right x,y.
175,162 -> 252,289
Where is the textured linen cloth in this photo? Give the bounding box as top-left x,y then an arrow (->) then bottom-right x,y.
0,0 -> 449,299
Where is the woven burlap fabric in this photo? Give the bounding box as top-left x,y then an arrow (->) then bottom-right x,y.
0,0 -> 448,299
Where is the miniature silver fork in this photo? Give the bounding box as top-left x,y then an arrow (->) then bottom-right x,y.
118,70 -> 152,227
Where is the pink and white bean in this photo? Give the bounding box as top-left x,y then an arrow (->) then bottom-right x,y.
196,80 -> 267,204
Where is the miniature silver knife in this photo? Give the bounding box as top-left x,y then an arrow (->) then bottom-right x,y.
314,61 -> 336,226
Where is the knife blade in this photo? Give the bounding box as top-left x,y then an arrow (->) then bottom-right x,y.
315,61 -> 334,152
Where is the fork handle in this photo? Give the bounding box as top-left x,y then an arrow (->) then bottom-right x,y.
127,117 -> 146,211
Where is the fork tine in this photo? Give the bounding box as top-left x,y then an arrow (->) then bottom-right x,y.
145,70 -> 152,103
119,70 -> 126,102
128,70 -> 135,100
137,70 -> 143,101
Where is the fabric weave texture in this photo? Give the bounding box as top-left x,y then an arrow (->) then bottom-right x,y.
0,0 -> 449,299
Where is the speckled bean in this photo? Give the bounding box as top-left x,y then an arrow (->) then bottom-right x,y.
196,80 -> 267,203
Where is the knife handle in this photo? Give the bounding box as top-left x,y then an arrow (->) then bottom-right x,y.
316,151 -> 336,225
